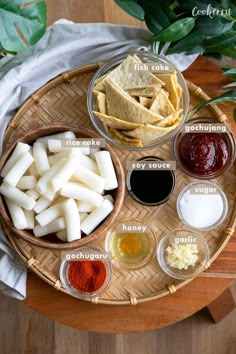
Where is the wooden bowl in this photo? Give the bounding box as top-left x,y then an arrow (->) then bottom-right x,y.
0,123 -> 125,250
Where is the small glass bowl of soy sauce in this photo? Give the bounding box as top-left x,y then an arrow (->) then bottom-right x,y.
126,156 -> 176,206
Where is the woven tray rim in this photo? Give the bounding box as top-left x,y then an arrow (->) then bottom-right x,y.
3,63 -> 236,305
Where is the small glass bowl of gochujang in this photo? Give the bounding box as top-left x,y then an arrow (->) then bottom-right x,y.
173,117 -> 236,180
60,247 -> 112,300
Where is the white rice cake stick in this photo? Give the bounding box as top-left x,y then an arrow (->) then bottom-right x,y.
35,201 -> 64,226
48,140 -> 90,155
36,157 -> 66,195
65,144 -> 90,155
48,139 -> 64,153
56,230 -> 67,242
28,163 -> 39,178
1,142 -> 31,177
76,200 -> 95,213
69,176 -> 80,183
34,196 -> 52,214
4,152 -> 34,187
80,212 -> 88,223
33,217 -> 65,237
48,151 -> 68,166
51,195 -> 66,205
95,151 -> 118,190
32,142 -> 50,175
36,131 -> 76,145
23,209 -> 35,229
80,154 -> 99,174
50,151 -> 81,192
78,146 -> 90,155
62,199 -> 81,242
42,187 -> 58,202
48,154 -> 57,166
81,199 -> 113,235
56,214 -> 86,241
61,182 -> 103,207
0,183 -> 36,210
103,194 -> 114,203
90,147 -> 101,159
26,188 -> 40,200
5,198 -> 28,229
17,176 -> 36,190
73,164 -> 105,193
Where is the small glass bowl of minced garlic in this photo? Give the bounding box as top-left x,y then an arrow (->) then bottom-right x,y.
105,220 -> 156,270
157,229 -> 210,279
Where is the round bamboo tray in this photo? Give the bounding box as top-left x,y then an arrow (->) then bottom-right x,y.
0,124 -> 125,250
2,63 -> 236,305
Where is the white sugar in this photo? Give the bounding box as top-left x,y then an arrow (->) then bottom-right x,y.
179,191 -> 224,229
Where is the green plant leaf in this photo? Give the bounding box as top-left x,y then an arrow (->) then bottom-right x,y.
154,0 -> 177,21
203,32 -> 236,52
167,32 -> 205,54
221,67 -> 236,80
193,90 -> 236,112
178,0 -> 219,12
223,82 -> 236,88
221,0 -> 231,9
0,0 -> 47,52
144,13 -> 162,34
151,18 -> 195,42
138,0 -> 170,28
185,44 -> 205,55
158,41 -> 167,54
232,7 -> 236,18
223,68 -> 236,76
219,44 -> 236,59
221,67 -> 231,72
203,52 -> 223,60
234,108 -> 236,122
114,0 -> 144,20
195,16 -> 234,36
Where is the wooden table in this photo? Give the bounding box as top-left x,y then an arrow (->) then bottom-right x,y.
23,0 -> 236,333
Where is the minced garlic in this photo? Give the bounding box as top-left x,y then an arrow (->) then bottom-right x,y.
165,244 -> 199,270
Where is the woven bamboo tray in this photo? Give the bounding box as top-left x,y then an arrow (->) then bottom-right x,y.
2,63 -> 236,305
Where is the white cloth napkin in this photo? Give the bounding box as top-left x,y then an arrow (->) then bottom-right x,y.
0,20 -> 198,300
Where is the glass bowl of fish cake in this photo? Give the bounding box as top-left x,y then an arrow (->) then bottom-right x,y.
87,51 -> 189,150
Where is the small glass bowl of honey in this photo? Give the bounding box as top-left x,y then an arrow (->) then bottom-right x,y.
105,219 -> 157,270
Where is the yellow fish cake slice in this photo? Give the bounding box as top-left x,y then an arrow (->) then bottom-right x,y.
139,96 -> 152,108
154,109 -> 183,127
123,122 -> 180,145
94,55 -> 164,91
105,78 -> 164,124
149,88 -> 175,116
93,111 -> 144,130
156,72 -> 179,110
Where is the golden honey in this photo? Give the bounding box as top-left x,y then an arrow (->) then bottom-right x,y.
112,232 -> 151,264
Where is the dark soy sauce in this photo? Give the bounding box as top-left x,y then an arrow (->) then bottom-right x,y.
127,163 -> 175,206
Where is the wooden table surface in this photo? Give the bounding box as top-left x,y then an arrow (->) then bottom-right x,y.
23,0 -> 236,333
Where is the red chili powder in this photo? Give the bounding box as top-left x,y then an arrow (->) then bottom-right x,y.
68,261 -> 107,293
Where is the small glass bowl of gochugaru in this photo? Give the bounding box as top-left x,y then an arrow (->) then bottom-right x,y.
60,247 -> 112,300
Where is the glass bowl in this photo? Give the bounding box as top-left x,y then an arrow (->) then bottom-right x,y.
59,247 -> 112,300
177,181 -> 228,231
105,219 -> 157,270
173,117 -> 236,179
126,156 -> 176,206
157,229 -> 210,279
87,51 -> 189,151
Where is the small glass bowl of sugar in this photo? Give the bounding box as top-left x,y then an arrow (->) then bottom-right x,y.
177,182 -> 228,231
